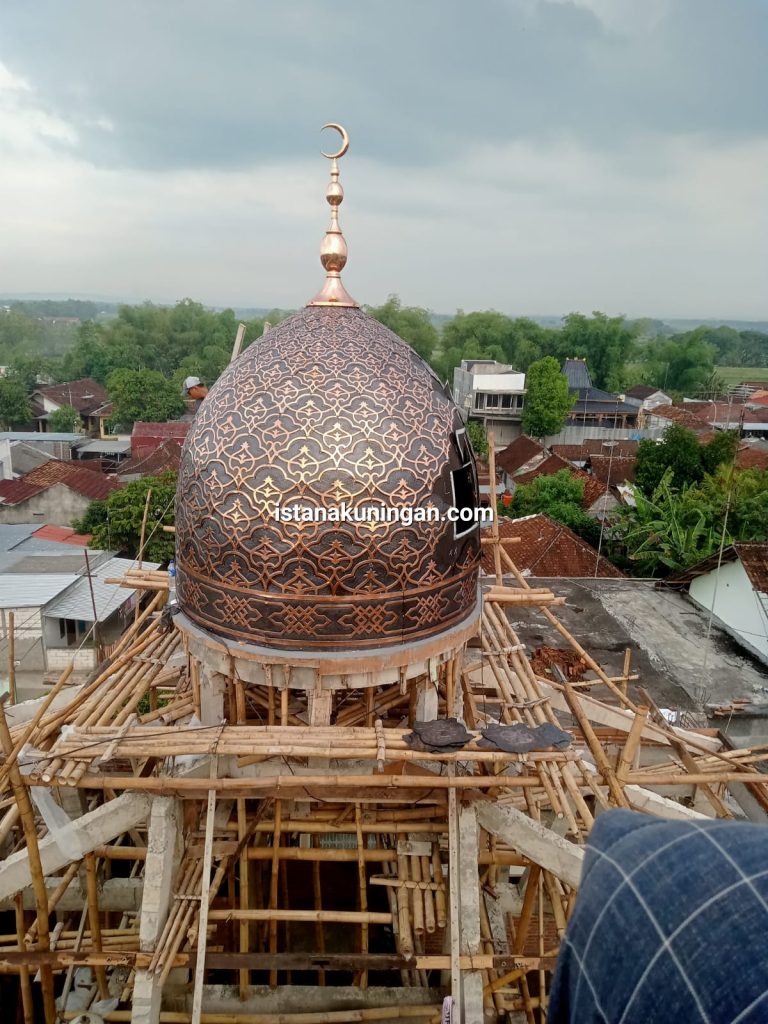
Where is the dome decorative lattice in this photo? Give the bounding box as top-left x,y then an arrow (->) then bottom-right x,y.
175,305 -> 480,650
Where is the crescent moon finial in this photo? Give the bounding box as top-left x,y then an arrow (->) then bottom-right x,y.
320,122 -> 350,160
308,123 -> 357,307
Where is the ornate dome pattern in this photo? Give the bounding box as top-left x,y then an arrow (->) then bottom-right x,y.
175,305 -> 480,649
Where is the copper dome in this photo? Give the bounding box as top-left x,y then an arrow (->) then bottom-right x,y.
175,305 -> 480,650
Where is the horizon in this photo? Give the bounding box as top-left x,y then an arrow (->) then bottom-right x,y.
0,1 -> 766,320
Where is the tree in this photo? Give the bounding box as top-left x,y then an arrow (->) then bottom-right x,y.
558,312 -> 635,390
7,355 -> 58,393
609,470 -> 723,576
522,357 -> 574,438
504,469 -> 601,546
635,424 -> 704,494
640,334 -> 715,395
0,378 -> 32,429
701,430 -> 739,475
465,420 -> 488,458
107,369 -> 186,431
366,295 -> 438,364
73,473 -> 177,562
48,404 -> 81,433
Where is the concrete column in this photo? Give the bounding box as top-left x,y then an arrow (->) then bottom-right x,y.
458,804 -> 484,1024
132,797 -> 183,1024
199,667 -> 226,726
414,677 -> 438,722
308,689 -> 332,727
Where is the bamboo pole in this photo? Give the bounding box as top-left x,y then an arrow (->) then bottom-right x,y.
355,803 -> 369,989
14,892 -> 33,1024
191,772 -> 217,1024
208,909 -> 393,924
0,697 -> 57,1024
238,798 -> 250,1000
487,431 -> 503,587
7,611 -> 16,705
269,800 -> 282,988
85,852 -> 110,999
562,684 -> 630,808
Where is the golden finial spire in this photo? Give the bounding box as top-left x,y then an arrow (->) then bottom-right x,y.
307,123 -> 358,308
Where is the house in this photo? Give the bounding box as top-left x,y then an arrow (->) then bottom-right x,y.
117,437 -> 184,482
666,543 -> 768,667
131,420 -> 191,462
585,455 -> 636,485
0,432 -> 84,480
452,359 -> 526,447
31,378 -> 112,437
496,436 -> 623,518
480,513 -> 624,579
624,385 -> 671,410
561,359 -> 639,429
496,435 -> 549,487
551,439 -> 639,468
646,403 -> 714,433
0,527 -> 160,683
0,460 -> 121,526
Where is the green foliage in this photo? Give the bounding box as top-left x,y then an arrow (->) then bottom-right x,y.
635,424 -> 704,494
0,377 -> 32,428
609,470 -> 724,576
62,300 -> 286,386
7,355 -> 59,393
74,473 -> 177,562
640,333 -> 716,395
558,311 -> 635,390
701,430 -> 739,475
48,404 -> 82,433
522,357 -> 574,437
366,295 -> 439,364
434,311 -> 555,380
465,420 -> 488,458
610,462 -> 768,577
107,368 -> 186,431
505,469 -> 601,547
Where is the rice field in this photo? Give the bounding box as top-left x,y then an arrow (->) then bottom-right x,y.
718,367 -> 768,388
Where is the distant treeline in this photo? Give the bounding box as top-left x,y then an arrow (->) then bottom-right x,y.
1,295 -> 766,403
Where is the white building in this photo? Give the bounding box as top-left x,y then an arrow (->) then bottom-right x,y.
669,543 -> 768,666
452,359 -> 526,447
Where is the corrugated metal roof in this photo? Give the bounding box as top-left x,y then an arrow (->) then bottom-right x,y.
0,524 -> 38,553
0,574 -> 80,608
76,439 -> 131,455
44,556 -> 160,623
0,432 -> 83,442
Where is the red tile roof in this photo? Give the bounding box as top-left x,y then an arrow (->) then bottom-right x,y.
736,446 -> 768,471
512,453 -> 617,510
648,404 -> 712,431
118,438 -> 183,479
0,479 -> 45,505
496,436 -> 547,476
735,543 -> 768,593
32,378 -> 108,417
552,439 -> 639,461
482,514 -> 624,578
131,420 -> 191,459
33,524 -> 91,546
24,460 -> 121,501
587,455 -> 637,484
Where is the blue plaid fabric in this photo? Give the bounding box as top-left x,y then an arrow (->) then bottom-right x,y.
548,810 -> 768,1023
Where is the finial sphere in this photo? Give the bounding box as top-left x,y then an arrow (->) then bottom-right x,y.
320,122 -> 349,160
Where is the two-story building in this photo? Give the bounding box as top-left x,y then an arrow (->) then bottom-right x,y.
452,359 -> 526,447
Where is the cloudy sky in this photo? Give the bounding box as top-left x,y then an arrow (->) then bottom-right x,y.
0,0 -> 766,319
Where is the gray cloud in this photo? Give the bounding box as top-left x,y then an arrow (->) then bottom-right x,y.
1,0 -> 766,172
0,0 -> 765,318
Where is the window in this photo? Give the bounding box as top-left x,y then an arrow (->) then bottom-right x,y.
486,393 -> 499,409
451,428 -> 479,539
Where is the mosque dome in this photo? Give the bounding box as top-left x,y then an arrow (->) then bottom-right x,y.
175,128 -> 480,651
